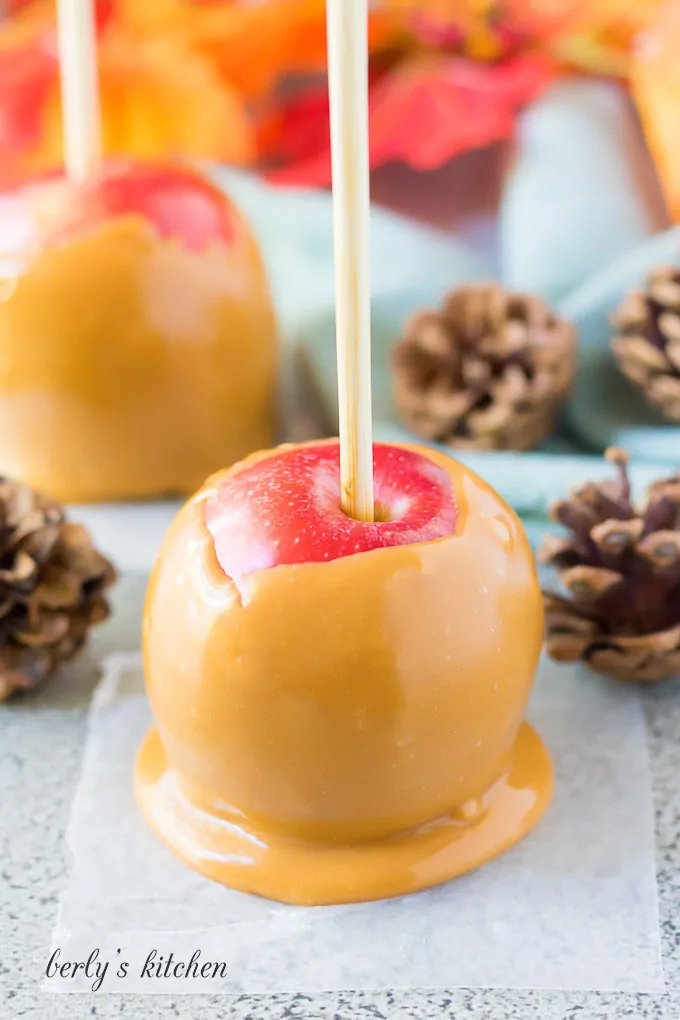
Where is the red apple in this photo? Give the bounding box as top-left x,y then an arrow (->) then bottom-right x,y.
0,159 -> 235,270
204,442 -> 458,586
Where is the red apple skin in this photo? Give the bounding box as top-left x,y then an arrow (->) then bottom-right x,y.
204,442 -> 458,586
54,161 -> 236,250
0,159 -> 236,268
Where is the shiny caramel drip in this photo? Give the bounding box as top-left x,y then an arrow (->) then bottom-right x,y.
136,443 -> 553,905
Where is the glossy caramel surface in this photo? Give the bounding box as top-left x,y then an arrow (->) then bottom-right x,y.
137,443 -> 553,903
0,215 -> 277,502
136,719 -> 552,905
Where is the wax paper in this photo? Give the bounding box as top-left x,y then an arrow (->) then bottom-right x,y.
48,651 -> 664,994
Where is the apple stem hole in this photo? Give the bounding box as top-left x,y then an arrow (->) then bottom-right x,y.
338,500 -> 392,523
374,501 -> 393,523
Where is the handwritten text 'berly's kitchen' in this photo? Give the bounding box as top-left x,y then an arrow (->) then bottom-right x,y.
45,948 -> 228,991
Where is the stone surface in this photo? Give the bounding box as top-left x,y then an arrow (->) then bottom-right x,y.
1,574 -> 680,1019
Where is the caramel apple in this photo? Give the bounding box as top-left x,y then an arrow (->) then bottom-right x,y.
136,440 -> 553,906
0,161 -> 277,502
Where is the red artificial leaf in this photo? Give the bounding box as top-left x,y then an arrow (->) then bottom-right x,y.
262,54 -> 552,186
257,83 -> 331,184
0,39 -> 56,165
369,55 -> 551,169
0,0 -> 114,185
96,0 -> 116,32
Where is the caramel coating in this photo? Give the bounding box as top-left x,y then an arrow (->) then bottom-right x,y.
0,215 -> 277,501
137,443 -> 553,904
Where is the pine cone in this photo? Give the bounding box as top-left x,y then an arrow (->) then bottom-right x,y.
391,282 -> 575,451
0,479 -> 117,701
539,449 -> 680,683
611,265 -> 680,421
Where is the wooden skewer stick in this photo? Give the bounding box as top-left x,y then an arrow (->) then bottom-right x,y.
57,0 -> 102,181
326,0 -> 374,522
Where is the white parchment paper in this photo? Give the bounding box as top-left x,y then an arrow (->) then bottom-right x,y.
48,652 -> 664,994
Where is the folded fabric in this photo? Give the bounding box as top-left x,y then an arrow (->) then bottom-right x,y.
215,130 -> 676,469
500,78 -> 667,305
213,167 -> 486,338
298,300 -> 675,510
560,226 -> 680,460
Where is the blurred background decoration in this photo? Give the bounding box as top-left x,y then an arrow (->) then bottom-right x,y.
631,1 -> 680,222
0,0 -> 675,213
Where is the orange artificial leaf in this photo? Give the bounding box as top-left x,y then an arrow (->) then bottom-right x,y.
0,17 -> 255,180
380,0 -> 525,59
1,0 -> 116,33
502,0 -> 599,37
186,0 -> 394,100
98,0 -> 330,101
262,54 -> 551,186
107,0 -> 330,99
369,0 -> 604,60
193,0 -> 329,99
0,0 -> 663,186
0,0 -> 48,22
108,0 -> 190,33
514,0 -> 665,77
95,28 -> 255,164
0,0 -> 264,178
373,0 -> 665,74
631,1 -> 680,220
503,0 -> 660,38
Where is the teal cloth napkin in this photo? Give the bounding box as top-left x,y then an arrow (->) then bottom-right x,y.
297,296 -> 575,457
500,79 -> 667,305
211,82 -> 678,484
560,227 -> 680,461
297,303 -> 675,513
212,167 -> 488,339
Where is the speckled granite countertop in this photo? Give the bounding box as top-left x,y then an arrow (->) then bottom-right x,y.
2,573 -> 680,1020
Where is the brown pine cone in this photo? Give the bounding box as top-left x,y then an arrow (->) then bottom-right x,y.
391,282 -> 575,451
0,479 -> 117,701
539,448 -> 680,683
611,265 -> 680,421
